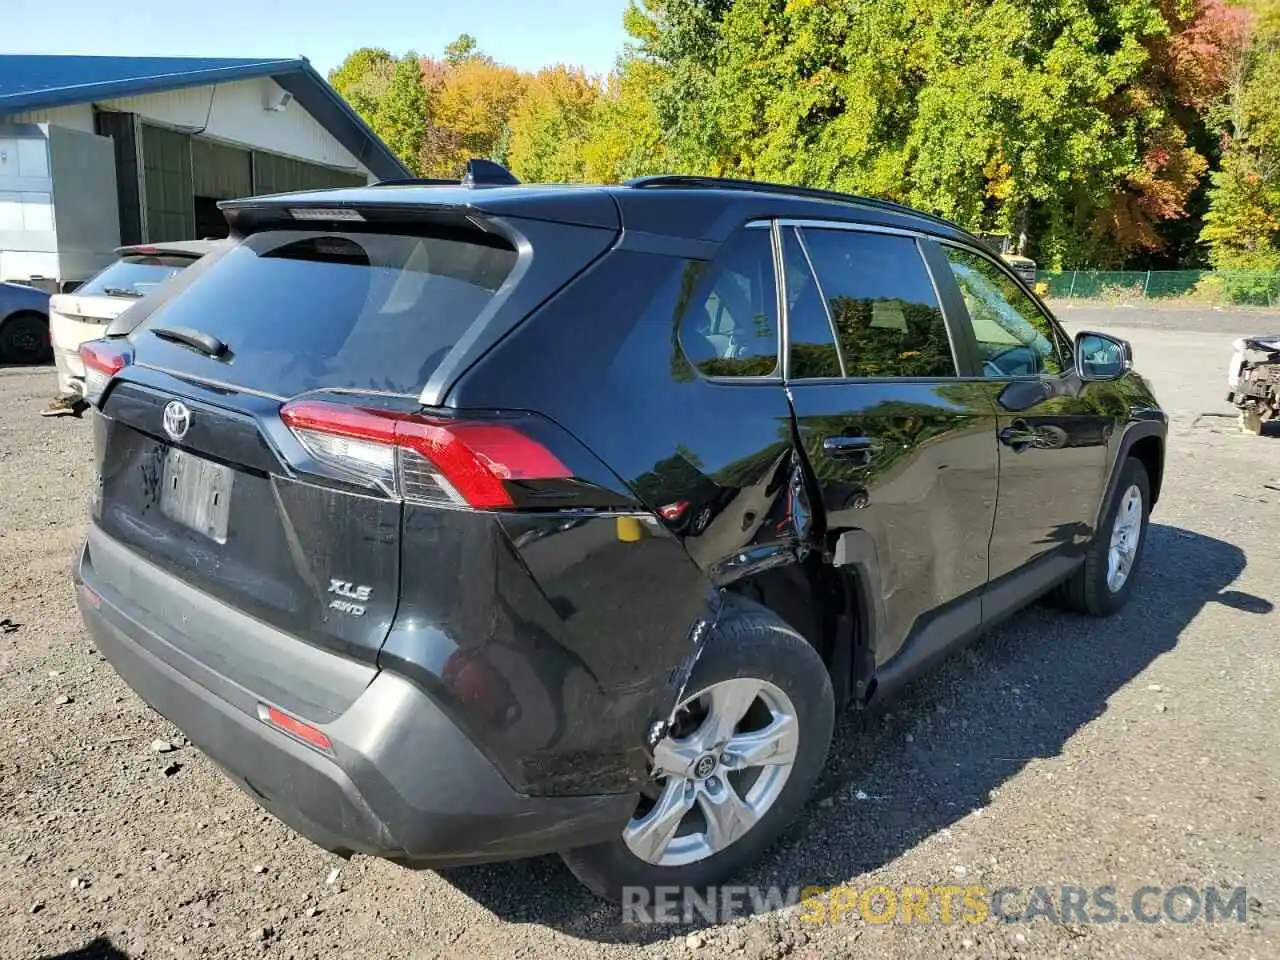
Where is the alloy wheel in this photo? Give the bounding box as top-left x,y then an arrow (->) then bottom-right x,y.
1106,483 -> 1143,593
622,677 -> 799,867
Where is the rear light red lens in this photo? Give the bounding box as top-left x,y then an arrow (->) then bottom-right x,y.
658,500 -> 690,521
258,704 -> 332,751
79,340 -> 131,376
78,339 -> 132,405
279,400 -> 571,509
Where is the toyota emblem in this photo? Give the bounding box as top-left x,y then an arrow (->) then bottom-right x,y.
162,400 -> 191,441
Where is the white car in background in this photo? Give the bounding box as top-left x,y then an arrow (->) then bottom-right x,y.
47,241 -> 222,405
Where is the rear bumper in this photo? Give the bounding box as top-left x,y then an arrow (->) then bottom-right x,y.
49,311 -> 95,395
74,537 -> 636,867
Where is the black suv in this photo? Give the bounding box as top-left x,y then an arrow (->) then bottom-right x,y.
75,167 -> 1166,900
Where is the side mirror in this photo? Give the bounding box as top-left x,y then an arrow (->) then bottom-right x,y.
1076,331 -> 1132,382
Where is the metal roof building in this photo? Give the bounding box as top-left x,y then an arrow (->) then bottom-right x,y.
0,55 -> 409,286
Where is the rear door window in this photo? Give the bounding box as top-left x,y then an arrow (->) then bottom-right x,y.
799,228 -> 956,379
782,228 -> 843,379
132,229 -> 517,398
678,228 -> 779,378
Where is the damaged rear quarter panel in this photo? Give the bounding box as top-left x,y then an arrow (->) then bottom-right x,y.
443,249 -> 805,794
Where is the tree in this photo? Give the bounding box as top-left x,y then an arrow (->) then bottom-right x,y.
623,0 -> 1264,267
378,55 -> 429,170
329,48 -> 395,120
422,57 -> 527,178
321,3 -> 1280,270
328,49 -> 425,172
508,66 -> 602,182
583,59 -> 673,182
444,33 -> 480,66
1203,0 -> 1280,268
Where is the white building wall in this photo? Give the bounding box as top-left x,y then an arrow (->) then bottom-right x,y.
8,104 -> 97,134
12,79 -> 372,178
99,78 -> 372,178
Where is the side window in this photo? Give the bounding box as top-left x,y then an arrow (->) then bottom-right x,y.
782,229 -> 843,379
679,228 -> 779,378
942,246 -> 1064,378
801,229 -> 956,379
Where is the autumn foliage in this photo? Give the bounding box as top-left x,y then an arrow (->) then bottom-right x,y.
330,3 -> 1280,270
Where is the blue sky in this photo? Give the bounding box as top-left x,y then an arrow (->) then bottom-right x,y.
4,0 -> 634,77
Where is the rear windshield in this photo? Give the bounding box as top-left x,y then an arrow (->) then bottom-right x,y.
132,230 -> 517,398
79,255 -> 199,299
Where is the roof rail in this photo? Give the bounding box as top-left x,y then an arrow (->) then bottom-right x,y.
624,175 -> 959,230
373,177 -> 461,187
374,159 -> 521,189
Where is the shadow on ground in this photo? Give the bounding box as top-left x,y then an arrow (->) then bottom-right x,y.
39,937 -> 129,959
437,523 -> 1271,944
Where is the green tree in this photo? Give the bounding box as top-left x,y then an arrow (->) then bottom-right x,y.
329,49 -> 426,173
624,0 -> 1252,267
378,55 -> 429,170
1203,0 -> 1280,269
583,59 -> 673,182
444,33 -> 481,67
328,47 -> 394,120
508,67 -> 601,182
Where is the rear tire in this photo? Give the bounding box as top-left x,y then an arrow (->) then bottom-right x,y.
560,598 -> 834,902
0,311 -> 51,365
1055,458 -> 1150,617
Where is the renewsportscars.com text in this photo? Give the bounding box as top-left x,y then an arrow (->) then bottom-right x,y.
622,884 -> 1251,926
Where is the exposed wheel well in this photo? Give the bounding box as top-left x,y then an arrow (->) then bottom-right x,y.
724,557 -> 862,708
1128,436 -> 1164,505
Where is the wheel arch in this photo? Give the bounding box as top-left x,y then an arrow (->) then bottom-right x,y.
1095,420 -> 1166,532
1128,434 -> 1164,506
722,547 -> 873,711
0,307 -> 49,327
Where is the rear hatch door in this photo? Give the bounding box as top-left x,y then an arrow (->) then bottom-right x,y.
91,204 -> 617,668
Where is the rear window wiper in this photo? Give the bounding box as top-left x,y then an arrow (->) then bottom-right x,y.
150,325 -> 229,359
102,286 -> 145,298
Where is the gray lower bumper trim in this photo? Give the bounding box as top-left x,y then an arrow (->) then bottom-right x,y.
76,539 -> 636,866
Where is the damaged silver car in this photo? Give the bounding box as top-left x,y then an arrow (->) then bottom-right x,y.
1228,334 -> 1280,434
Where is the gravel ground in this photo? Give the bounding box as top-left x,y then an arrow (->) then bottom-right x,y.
2,306 -> 1278,960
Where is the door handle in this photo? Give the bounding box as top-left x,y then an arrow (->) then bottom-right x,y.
999,420 -> 1039,452
823,435 -> 881,463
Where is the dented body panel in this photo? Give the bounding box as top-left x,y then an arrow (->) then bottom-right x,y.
78,178 -> 1167,871
788,379 -> 999,667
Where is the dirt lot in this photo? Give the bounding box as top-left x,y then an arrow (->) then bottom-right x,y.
2,306 -> 1278,960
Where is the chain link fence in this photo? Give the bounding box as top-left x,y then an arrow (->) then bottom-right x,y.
1036,269 -> 1280,306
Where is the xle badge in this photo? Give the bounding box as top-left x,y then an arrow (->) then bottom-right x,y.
328,579 -> 372,617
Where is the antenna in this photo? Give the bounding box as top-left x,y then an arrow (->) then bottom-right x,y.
462,159 -> 520,188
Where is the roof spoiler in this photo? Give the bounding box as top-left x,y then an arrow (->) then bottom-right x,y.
375,159 -> 520,189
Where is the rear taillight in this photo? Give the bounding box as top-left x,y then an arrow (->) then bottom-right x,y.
78,339 -> 133,405
279,400 -> 572,509
658,500 -> 690,521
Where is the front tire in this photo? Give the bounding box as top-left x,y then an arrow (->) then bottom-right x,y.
1055,458 -> 1151,616
560,598 -> 834,902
